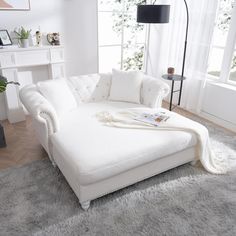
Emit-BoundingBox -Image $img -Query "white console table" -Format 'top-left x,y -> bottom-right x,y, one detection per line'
0,46 -> 65,123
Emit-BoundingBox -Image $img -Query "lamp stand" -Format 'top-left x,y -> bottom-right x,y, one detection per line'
178,0 -> 189,105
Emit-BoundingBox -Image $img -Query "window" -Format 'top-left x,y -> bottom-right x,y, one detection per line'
98,0 -> 147,72
229,48 -> 236,82
208,0 -> 236,84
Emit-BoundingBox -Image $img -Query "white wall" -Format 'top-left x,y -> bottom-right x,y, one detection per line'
64,0 -> 98,76
0,0 -> 98,120
0,0 -> 65,45
201,81 -> 236,131
0,0 -> 65,120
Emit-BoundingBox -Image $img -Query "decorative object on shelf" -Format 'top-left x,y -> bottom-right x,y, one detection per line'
36,30 -> 42,47
0,29 -> 12,46
162,74 -> 186,111
0,0 -> 30,11
137,0 -> 189,107
14,26 -> 31,48
47,33 -> 60,46
167,67 -> 175,75
0,75 -> 20,147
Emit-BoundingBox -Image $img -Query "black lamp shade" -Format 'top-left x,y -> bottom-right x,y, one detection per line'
137,5 -> 170,24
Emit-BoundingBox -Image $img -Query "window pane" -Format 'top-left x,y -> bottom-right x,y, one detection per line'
98,12 -> 122,45
229,51 -> 236,82
217,0 -> 234,33
98,0 -> 122,12
123,13 -> 146,45
98,0 -> 147,73
208,48 -> 225,77
218,0 -> 235,12
211,27 -> 228,47
99,46 -> 121,72
124,0 -> 147,13
208,0 -> 234,78
123,44 -> 145,71
211,1 -> 234,47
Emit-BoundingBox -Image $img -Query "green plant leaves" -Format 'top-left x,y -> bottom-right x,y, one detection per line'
0,76 -> 20,93
0,86 -> 6,93
0,79 -> 7,93
14,26 -> 32,39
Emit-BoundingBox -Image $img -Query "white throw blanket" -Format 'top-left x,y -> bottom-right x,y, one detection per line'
96,108 -> 228,174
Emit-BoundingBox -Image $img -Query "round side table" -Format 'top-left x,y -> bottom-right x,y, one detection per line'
162,74 -> 186,111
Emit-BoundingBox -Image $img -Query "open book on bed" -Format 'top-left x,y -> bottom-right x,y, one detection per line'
134,112 -> 170,126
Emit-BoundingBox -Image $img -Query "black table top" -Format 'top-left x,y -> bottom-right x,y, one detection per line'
162,74 -> 186,81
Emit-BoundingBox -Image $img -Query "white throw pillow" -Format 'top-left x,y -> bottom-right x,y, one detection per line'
37,79 -> 77,117
109,69 -> 143,104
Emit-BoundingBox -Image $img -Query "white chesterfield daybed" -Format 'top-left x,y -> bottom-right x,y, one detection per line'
20,71 -> 199,210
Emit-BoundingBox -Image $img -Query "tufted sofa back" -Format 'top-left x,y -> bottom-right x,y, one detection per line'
67,73 -> 169,108
67,73 -> 112,104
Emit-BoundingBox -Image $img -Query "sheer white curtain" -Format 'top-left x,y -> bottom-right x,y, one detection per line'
146,0 -> 218,113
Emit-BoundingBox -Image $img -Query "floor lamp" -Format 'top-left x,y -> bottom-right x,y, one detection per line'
137,1 -> 189,108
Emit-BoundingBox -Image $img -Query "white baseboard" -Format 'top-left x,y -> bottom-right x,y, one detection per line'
163,100 -> 236,133
199,111 -> 236,133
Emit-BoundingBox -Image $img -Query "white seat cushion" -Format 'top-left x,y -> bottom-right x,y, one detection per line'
50,102 -> 197,185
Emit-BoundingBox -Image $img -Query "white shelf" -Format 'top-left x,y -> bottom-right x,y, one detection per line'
0,45 -> 64,53
0,46 -> 65,123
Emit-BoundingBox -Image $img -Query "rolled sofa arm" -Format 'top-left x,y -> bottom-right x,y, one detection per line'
19,84 -> 59,134
141,75 -> 170,108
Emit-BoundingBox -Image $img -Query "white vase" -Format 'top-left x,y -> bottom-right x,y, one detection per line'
21,39 -> 29,48
36,31 -> 42,47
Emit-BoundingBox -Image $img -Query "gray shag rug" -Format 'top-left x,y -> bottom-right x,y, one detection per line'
0,161 -> 236,236
0,115 -> 236,236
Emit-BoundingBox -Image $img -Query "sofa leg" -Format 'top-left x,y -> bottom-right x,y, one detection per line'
80,201 -> 90,211
191,160 -> 198,166
51,160 -> 57,168
49,154 -> 57,167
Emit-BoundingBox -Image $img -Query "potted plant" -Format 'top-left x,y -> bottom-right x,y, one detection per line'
0,75 -> 20,148
14,27 -> 32,48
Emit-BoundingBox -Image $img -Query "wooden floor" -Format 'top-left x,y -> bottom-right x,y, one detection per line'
0,117 -> 48,170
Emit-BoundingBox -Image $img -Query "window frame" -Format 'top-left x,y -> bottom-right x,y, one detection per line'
97,0 -> 148,72
208,0 -> 236,85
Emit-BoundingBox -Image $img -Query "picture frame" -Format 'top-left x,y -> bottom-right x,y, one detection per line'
0,30 -> 12,46
0,0 -> 30,11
